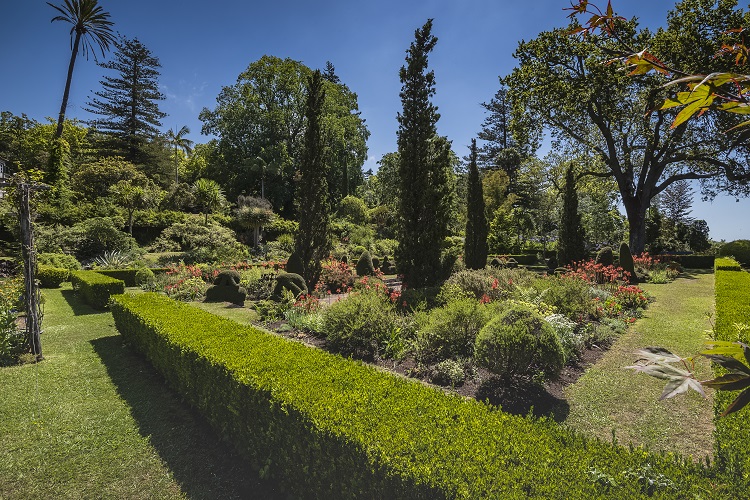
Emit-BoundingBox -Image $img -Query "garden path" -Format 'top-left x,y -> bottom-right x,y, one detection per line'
563,271 -> 716,460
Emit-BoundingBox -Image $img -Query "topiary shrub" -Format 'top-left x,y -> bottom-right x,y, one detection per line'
205,270 -> 247,306
619,242 -> 636,283
322,289 -> 398,360
285,250 -> 305,276
475,304 -> 564,382
273,272 -> 307,299
595,247 -> 614,267
417,298 -> 493,362
135,268 -> 156,289
37,265 -> 69,288
719,239 -> 750,267
372,256 -> 380,270
356,250 -> 375,277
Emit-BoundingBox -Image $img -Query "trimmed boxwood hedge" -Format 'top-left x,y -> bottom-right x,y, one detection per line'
94,268 -> 170,286
110,292 -> 720,498
70,270 -> 125,309
37,265 -> 69,288
655,254 -> 715,269
715,257 -> 742,271
713,261 -> 750,488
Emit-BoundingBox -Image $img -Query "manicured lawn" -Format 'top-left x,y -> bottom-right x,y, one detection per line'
564,270 -> 716,460
0,284 -> 277,499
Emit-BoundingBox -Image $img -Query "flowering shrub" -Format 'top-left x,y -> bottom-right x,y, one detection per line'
633,252 -> 661,271
318,259 -> 354,293
565,259 -> 628,290
612,285 -> 650,310
165,276 -> 209,301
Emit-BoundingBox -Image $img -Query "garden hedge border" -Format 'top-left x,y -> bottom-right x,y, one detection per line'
713,260 -> 750,487
110,292 -> 719,499
37,265 -> 69,288
94,268 -> 170,286
70,270 -> 125,309
655,254 -> 715,269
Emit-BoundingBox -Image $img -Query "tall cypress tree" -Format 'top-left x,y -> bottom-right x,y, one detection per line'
557,164 -> 586,266
294,70 -> 330,288
396,19 -> 452,287
85,36 -> 166,163
464,139 -> 488,269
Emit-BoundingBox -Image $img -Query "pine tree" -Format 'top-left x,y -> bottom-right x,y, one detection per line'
85,36 -> 166,163
557,164 -> 586,266
294,70 -> 330,288
395,19 -> 452,287
464,139 -> 488,270
477,85 -> 514,169
323,61 -> 340,84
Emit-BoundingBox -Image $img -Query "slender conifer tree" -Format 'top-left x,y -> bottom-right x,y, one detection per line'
464,139 -> 488,269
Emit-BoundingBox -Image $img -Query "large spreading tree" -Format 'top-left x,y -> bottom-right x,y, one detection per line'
85,36 -> 166,164
506,0 -> 750,254
199,56 -> 369,217
396,19 -> 454,287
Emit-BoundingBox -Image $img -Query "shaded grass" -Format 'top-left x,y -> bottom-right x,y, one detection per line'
0,284 -> 278,499
564,270 -> 716,460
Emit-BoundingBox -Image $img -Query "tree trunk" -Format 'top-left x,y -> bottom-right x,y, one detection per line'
55,33 -> 82,139
18,184 -> 42,360
623,196 -> 648,255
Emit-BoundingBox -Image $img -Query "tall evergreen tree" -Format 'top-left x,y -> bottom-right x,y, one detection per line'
557,164 -> 586,266
464,138 -> 488,270
294,70 -> 330,288
395,19 -> 453,287
323,61 -> 340,84
85,36 -> 166,163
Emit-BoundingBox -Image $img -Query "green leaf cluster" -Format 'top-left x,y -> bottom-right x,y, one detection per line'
69,270 -> 125,309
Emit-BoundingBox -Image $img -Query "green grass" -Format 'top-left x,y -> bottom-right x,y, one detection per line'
564,271 -> 716,460
0,284 -> 278,498
188,300 -> 260,324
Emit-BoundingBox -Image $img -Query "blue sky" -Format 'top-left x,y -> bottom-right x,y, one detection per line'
1,0 -> 748,241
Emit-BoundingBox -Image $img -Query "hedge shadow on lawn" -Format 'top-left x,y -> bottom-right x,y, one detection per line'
61,289 -> 103,316
475,377 -> 570,423
90,334 -> 282,499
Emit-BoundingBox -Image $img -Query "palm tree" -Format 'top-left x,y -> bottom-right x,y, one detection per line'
235,195 -> 275,247
49,0 -> 116,139
166,125 -> 194,184
193,178 -> 225,225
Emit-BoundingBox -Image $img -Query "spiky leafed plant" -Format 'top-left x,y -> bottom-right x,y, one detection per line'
167,125 -> 194,184
48,0 -> 116,139
192,178 -> 225,225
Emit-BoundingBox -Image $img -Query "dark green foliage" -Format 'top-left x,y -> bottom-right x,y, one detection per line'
285,250 -> 304,276
109,292 -> 717,498
372,256 -> 380,270
595,247 -> 614,267
94,269 -> 140,286
134,267 -> 155,287
396,20 -> 453,288
37,265 -> 69,288
381,256 -> 395,274
719,240 -> 750,267
417,298 -> 493,362
85,36 -> 166,163
489,257 -> 502,268
713,265 -> 750,489
464,139 -> 489,270
475,304 -> 564,381
655,254 -> 714,269
205,270 -> 247,306
70,270 -> 125,309
294,70 -> 331,288
38,252 -> 81,270
619,242 -> 636,283
505,258 -> 518,269
322,290 -> 398,360
152,219 -> 247,264
557,165 -> 586,266
356,250 -> 375,277
272,272 -> 307,299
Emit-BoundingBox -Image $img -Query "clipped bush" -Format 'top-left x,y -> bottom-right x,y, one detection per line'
205,270 -> 247,306
286,250 -> 305,276
715,257 -> 742,271
94,268 -> 140,286
135,268 -> 156,288
70,270 -> 125,309
430,359 -> 466,387
475,304 -> 564,381
322,289 -> 398,360
718,239 -> 750,267
37,252 -> 81,271
417,298 -> 493,361
109,293 -> 716,498
619,242 -> 636,283
356,250 -> 375,277
595,247 -> 614,267
273,272 -> 307,299
37,265 -> 69,288
372,256 -> 381,270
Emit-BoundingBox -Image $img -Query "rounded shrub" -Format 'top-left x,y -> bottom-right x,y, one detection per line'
135,268 -> 156,287
37,265 -> 69,288
595,247 -> 614,267
417,298 -> 493,361
286,251 -> 305,276
475,304 -> 564,381
371,256 -> 380,270
38,252 -> 81,271
719,239 -> 750,267
214,270 -> 241,286
619,242 -> 636,283
322,289 -> 397,360
430,359 -> 466,387
273,272 -> 307,299
356,250 -> 375,277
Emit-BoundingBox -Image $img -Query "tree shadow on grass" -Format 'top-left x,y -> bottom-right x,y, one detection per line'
90,335 -> 282,499
61,289 -> 103,316
476,377 -> 570,423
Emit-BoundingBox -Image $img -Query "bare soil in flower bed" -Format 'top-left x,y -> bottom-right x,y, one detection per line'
260,318 -> 611,423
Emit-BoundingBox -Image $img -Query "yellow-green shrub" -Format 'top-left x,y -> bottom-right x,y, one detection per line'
70,270 -> 125,309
